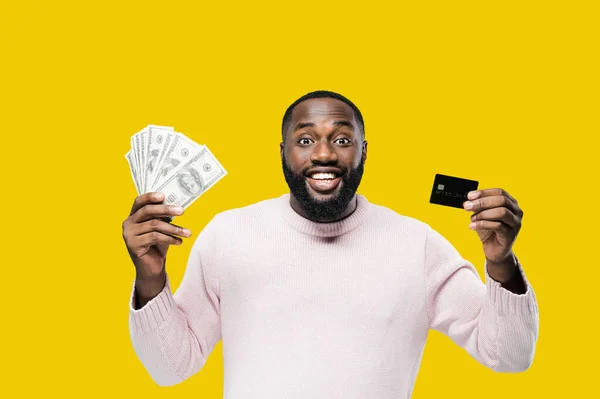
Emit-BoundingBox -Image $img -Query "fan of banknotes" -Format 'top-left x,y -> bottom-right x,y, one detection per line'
125,124 -> 227,211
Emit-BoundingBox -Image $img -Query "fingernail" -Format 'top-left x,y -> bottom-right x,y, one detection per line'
470,214 -> 476,221
182,229 -> 191,236
464,201 -> 473,210
468,191 -> 479,200
172,206 -> 184,214
153,192 -> 164,200
469,222 -> 476,229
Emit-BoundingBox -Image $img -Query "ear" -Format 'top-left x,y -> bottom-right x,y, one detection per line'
362,140 -> 368,164
280,141 -> 284,160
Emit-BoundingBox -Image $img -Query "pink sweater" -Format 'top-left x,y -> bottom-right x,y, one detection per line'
128,193 -> 539,398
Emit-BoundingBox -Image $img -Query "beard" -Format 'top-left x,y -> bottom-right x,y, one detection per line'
282,154 -> 365,221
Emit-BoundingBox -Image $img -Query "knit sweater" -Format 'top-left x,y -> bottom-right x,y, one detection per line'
128,193 -> 539,398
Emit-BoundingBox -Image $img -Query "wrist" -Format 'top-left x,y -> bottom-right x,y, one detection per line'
486,252 -> 518,284
134,272 -> 166,302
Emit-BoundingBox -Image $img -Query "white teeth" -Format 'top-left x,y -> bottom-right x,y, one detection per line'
311,172 -> 336,180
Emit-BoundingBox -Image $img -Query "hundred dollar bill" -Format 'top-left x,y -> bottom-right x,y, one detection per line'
155,145 -> 227,210
151,132 -> 201,190
139,129 -> 148,192
138,135 -> 146,190
145,125 -> 174,190
147,130 -> 175,190
132,127 -> 147,192
129,136 -> 140,189
125,149 -> 141,195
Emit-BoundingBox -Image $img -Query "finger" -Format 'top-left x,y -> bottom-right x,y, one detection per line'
137,231 -> 183,248
130,192 -> 165,216
469,219 -> 511,234
134,219 -> 192,238
464,194 -> 521,216
469,188 -> 519,205
133,204 -> 185,223
470,207 -> 520,229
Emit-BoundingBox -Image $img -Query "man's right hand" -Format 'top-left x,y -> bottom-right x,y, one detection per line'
122,192 -> 192,308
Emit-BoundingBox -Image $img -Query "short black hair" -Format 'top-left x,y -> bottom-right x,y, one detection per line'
281,90 -> 365,141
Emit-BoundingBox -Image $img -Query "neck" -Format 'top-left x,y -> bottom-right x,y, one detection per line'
288,193 -> 358,223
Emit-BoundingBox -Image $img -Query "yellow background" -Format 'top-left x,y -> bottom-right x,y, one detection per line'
1,0 -> 597,397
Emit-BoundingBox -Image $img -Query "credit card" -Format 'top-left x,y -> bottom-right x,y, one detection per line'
429,174 -> 479,209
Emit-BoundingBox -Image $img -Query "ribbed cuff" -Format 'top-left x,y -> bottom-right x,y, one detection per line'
129,274 -> 177,334
485,257 -> 538,316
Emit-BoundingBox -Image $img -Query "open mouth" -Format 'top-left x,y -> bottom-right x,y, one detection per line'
306,171 -> 343,194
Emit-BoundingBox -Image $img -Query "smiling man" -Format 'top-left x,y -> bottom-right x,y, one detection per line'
123,90 -> 539,398
281,94 -> 366,223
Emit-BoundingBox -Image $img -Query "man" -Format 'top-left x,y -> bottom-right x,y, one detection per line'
122,90 -> 539,398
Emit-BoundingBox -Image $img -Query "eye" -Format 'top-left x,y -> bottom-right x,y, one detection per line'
334,138 -> 351,145
298,138 -> 313,145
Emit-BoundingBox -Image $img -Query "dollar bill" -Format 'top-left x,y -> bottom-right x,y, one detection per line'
155,145 -> 227,210
145,125 -> 174,191
125,149 -> 141,195
132,127 -> 147,192
129,136 -> 140,190
139,129 -> 148,192
147,130 -> 175,190
138,135 -> 145,189
151,132 -> 201,190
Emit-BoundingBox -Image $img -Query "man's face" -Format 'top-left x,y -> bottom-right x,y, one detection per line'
280,97 -> 367,221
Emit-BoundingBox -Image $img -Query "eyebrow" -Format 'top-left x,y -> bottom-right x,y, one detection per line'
293,120 -> 355,132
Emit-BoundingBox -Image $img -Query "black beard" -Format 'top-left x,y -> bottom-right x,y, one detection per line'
282,154 -> 365,222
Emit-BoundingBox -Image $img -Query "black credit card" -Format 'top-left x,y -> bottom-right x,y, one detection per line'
429,174 -> 479,209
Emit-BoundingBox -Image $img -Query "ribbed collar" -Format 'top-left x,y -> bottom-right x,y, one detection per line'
278,193 -> 371,238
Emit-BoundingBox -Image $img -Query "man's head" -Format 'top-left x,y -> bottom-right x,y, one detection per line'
177,168 -> 203,195
280,90 -> 368,222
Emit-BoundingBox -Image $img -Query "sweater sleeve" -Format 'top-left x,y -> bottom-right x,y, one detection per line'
128,216 -> 222,386
424,224 -> 539,372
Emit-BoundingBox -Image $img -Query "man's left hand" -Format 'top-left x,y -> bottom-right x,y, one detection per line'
463,188 -> 524,264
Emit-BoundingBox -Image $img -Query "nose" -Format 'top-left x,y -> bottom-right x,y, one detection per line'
310,140 -> 338,165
